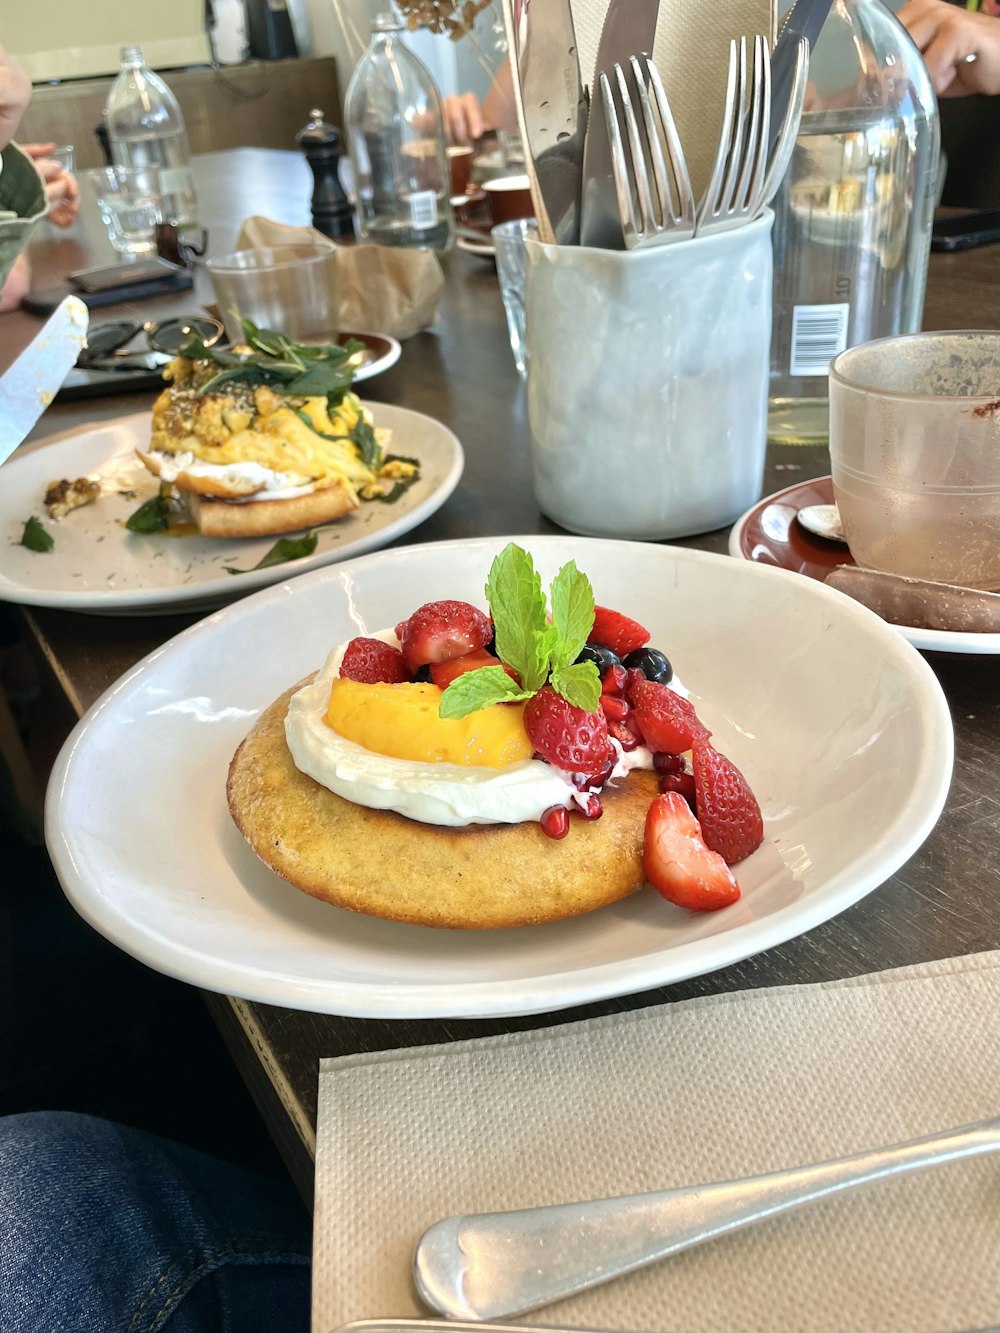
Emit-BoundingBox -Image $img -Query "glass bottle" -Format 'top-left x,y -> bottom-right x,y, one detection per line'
767,0 -> 939,443
104,46 -> 198,227
344,13 -> 452,251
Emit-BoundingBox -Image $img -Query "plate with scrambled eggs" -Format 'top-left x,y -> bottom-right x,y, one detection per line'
0,403 -> 463,615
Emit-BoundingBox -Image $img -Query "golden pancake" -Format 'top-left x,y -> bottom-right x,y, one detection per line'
227,683 -> 657,929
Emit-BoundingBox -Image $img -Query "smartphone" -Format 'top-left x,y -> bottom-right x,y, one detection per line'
22,268 -> 194,316
69,256 -> 183,292
930,208 -> 1000,252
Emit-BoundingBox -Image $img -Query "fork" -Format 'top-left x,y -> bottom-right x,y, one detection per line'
600,54 -> 696,250
696,34 -> 771,236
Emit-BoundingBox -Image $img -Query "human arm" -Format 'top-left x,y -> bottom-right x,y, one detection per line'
897,0 -> 1000,96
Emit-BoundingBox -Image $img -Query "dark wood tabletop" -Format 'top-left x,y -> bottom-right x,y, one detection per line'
4,150 -> 998,1202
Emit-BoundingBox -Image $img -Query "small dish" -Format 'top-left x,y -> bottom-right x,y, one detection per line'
729,476 -> 1000,655
455,235 -> 496,260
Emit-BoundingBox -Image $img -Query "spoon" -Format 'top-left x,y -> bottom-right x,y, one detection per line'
796,502 -> 846,543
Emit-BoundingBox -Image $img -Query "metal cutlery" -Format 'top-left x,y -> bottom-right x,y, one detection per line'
0,296 -> 89,466
413,1115 -> 1000,1320
512,0 -> 588,246
696,34 -> 771,236
601,56 -> 695,250
760,35 -> 809,209
768,0 -> 834,164
580,0 -> 662,249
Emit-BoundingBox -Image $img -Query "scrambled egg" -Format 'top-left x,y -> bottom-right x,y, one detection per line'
149,355 -> 414,501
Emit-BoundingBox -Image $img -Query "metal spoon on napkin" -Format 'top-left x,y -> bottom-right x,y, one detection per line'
413,1116 -> 1000,1320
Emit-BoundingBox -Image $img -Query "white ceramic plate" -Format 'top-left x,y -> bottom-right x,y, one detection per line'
45,536 -> 953,1019
456,235 -> 495,260
728,480 -> 1000,655
0,407 -> 463,615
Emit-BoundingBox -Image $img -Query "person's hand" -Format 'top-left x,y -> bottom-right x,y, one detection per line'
20,143 -> 80,227
898,0 -> 1000,97
0,44 -> 31,151
442,92 -> 484,146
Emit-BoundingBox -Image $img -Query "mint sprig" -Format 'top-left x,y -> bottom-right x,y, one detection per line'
439,544 -> 601,719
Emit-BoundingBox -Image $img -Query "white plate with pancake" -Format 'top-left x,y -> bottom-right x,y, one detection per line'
45,535 -> 953,1019
0,406 -> 463,615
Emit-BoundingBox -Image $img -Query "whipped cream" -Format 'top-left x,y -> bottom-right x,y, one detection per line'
147,451 -> 315,502
284,631 -> 681,828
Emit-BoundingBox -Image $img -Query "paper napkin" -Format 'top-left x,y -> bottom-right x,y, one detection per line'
312,951 -> 999,1333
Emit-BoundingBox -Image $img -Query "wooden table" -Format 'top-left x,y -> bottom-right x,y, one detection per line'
4,150 -> 998,1203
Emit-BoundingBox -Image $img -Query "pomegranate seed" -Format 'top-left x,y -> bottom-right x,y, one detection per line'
569,747 -> 616,790
601,665 -> 628,696
607,719 -> 639,751
653,752 -> 685,774
578,793 -> 603,820
624,667 -> 646,702
600,694 -> 630,722
540,805 -> 570,839
624,712 -> 645,743
658,770 -> 697,810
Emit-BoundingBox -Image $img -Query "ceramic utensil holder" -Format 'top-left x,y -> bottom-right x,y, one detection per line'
525,212 -> 773,540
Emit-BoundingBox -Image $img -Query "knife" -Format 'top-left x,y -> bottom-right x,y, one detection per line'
513,0 -> 588,245
579,0 -> 662,249
0,296 -> 89,466
768,0 -> 834,161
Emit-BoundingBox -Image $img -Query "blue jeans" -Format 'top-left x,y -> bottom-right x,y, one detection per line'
0,1112 -> 311,1333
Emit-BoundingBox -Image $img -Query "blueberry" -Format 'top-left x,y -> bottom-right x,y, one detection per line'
413,664 -> 433,683
575,643 -> 621,675
622,646 -> 673,684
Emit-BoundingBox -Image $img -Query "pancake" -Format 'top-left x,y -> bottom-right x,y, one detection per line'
227,683 -> 657,929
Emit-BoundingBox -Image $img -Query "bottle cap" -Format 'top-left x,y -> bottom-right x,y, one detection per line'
120,46 -> 144,66
372,12 -> 403,32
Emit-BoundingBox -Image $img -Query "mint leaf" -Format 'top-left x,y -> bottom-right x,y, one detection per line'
20,516 -> 53,552
548,560 -> 596,670
125,495 -> 169,533
224,530 -> 319,575
438,665 -> 534,719
484,544 -> 549,692
549,661 -> 601,712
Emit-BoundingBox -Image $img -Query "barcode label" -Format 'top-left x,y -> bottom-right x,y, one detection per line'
409,190 -> 438,230
789,303 -> 850,377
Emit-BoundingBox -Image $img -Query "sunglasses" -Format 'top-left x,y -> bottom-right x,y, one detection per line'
78,316 -> 226,369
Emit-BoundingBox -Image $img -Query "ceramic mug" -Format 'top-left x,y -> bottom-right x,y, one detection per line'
482,174 -> 534,226
524,212 -> 773,540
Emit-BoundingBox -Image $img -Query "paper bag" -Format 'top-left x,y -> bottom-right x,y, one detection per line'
232,216 -> 444,340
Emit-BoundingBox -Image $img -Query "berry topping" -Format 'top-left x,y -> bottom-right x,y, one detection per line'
524,686 -> 611,774
631,680 -> 711,753
601,664 -> 628,696
401,600 -> 493,671
589,606 -> 650,658
622,646 -> 673,685
339,637 -> 411,684
540,806 -> 570,840
429,649 -> 510,689
642,793 -> 740,912
575,643 -> 621,676
691,741 -> 764,865
394,618 -> 410,642
658,769 -> 697,810
607,719 -> 639,751
599,694 -> 630,722
577,792 -> 603,820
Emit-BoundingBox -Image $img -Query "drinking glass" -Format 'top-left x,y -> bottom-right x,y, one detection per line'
205,242 -> 339,344
491,218 -> 537,379
86,166 -> 161,255
829,330 -> 1000,589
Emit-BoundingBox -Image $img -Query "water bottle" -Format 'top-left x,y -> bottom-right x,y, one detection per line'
104,46 -> 198,227
767,0 -> 939,443
344,13 -> 451,251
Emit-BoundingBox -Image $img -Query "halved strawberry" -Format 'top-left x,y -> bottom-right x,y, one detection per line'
400,600 -> 492,671
589,606 -> 650,657
394,618 -> 410,642
429,649 -> 515,689
691,741 -> 764,864
524,685 -> 612,774
642,793 -> 740,911
339,637 -> 411,684
631,680 -> 711,753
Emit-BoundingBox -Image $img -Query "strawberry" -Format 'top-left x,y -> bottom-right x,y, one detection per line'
631,680 -> 710,753
339,637 -> 411,684
430,649 -> 513,689
394,618 -> 410,642
400,600 -> 492,671
691,741 -> 764,865
643,793 -> 740,911
589,606 -> 650,657
524,686 -> 612,774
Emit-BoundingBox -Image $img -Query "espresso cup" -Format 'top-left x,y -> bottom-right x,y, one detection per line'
447,145 -> 474,198
482,174 -> 534,226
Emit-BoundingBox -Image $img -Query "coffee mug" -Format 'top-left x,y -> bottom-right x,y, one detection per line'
482,174 -> 534,226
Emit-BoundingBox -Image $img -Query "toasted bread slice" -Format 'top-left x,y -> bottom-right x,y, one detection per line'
188,483 -> 357,538
227,683 -> 656,929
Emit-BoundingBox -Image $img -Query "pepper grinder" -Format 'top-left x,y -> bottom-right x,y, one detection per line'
296,109 -> 355,239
